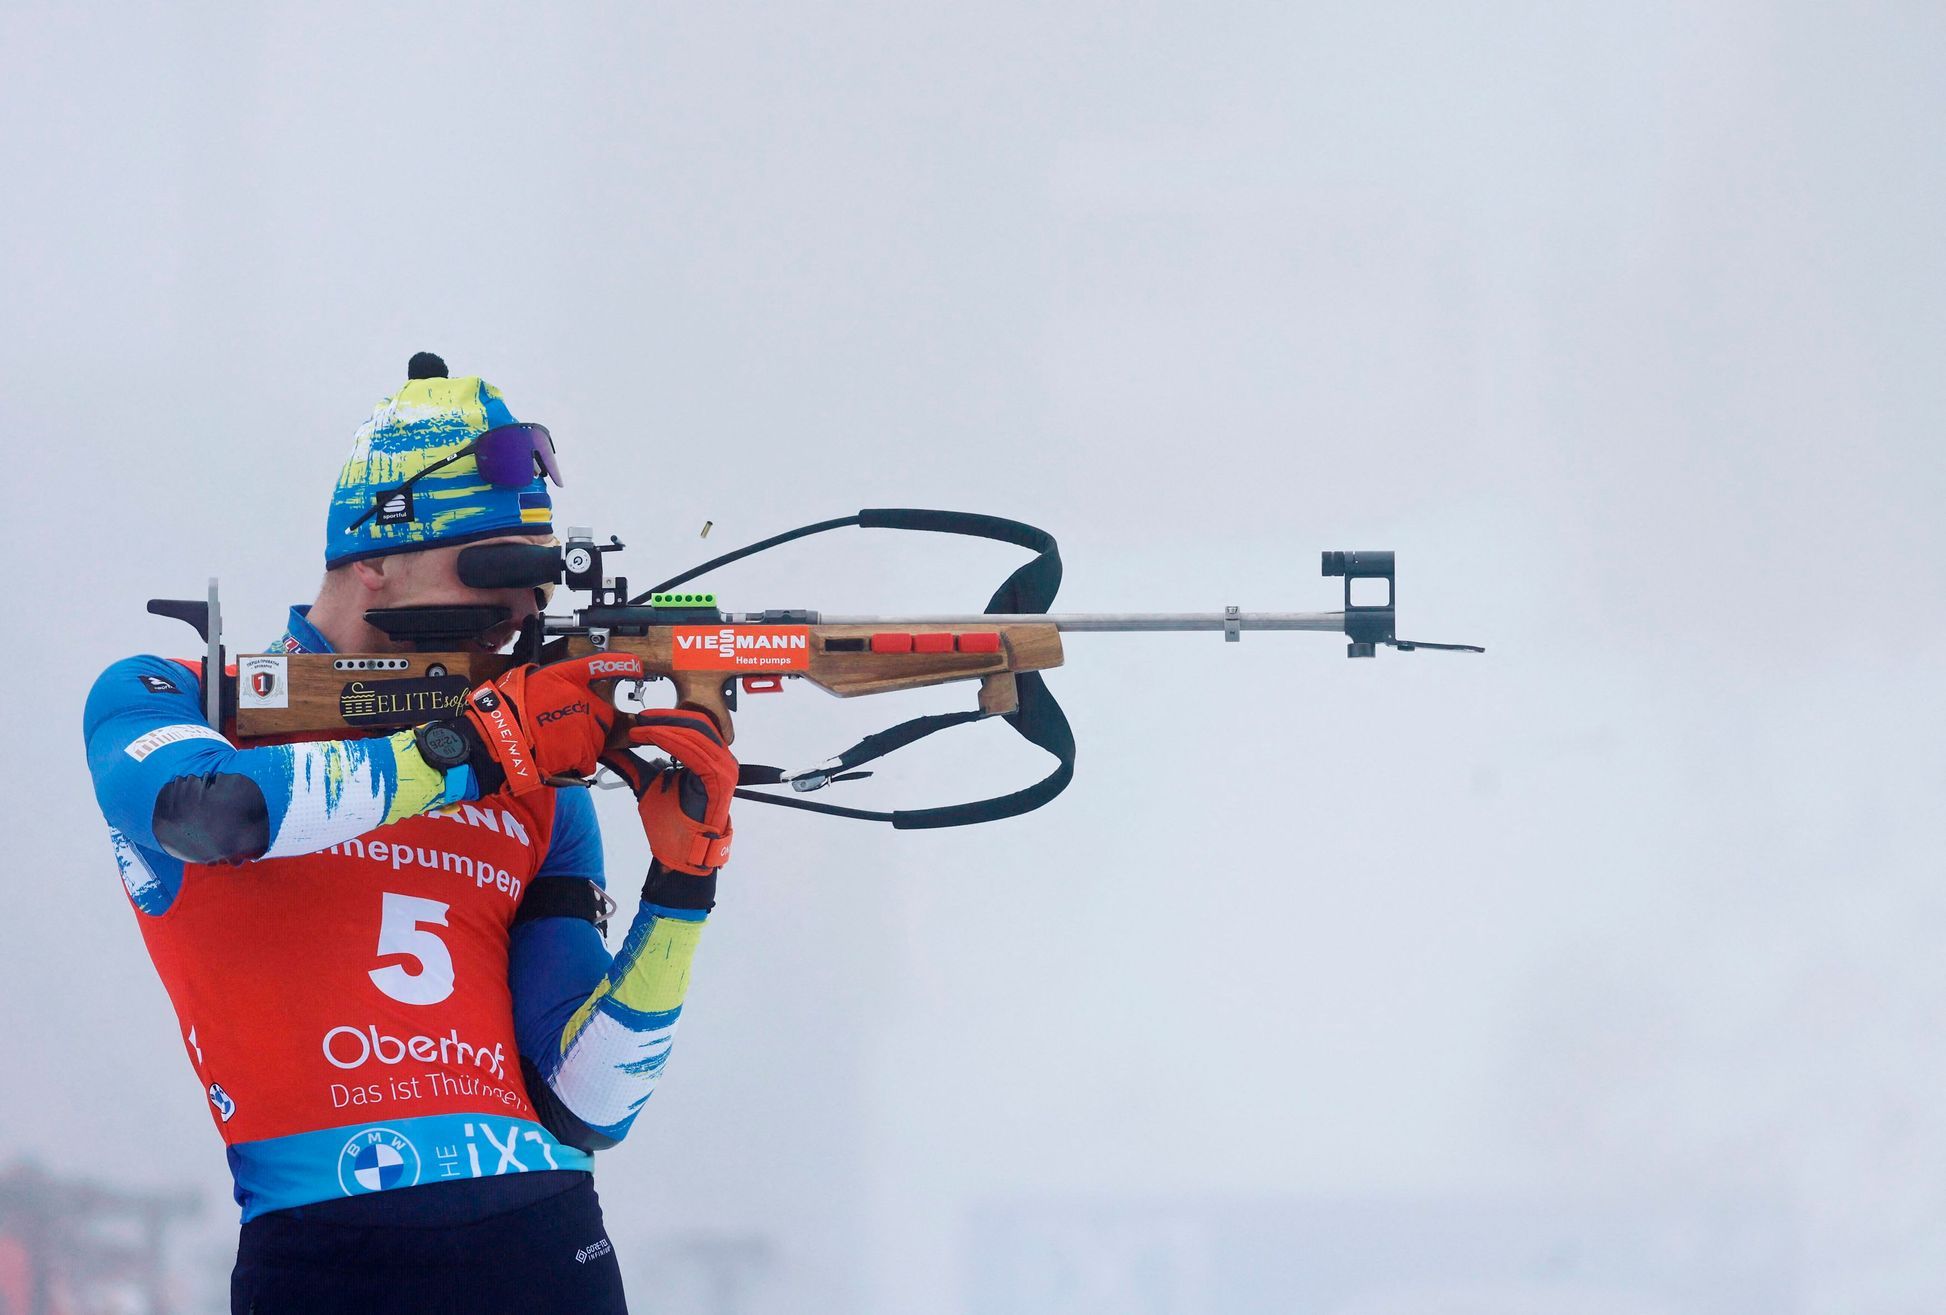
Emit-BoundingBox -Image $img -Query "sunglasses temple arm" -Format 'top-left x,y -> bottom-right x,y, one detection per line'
342,445 -> 477,534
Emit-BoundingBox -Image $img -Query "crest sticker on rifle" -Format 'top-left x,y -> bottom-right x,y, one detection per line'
671,626 -> 812,672
238,656 -> 290,709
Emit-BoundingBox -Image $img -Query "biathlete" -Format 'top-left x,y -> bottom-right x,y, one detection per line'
82,354 -> 733,1313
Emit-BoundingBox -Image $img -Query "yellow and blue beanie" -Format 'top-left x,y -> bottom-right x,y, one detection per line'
325,353 -> 554,566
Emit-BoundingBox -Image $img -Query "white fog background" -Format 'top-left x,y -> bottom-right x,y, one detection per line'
3,3 -> 1943,1312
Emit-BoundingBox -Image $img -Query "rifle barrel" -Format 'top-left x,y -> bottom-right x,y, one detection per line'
745,611 -> 1349,633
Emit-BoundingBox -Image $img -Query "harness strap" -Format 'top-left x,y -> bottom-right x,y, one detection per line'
513,876 -> 615,933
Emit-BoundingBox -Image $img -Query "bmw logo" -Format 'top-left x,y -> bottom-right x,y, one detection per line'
337,1127 -> 422,1196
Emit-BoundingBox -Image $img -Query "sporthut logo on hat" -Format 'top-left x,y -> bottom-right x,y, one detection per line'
324,353 -> 562,566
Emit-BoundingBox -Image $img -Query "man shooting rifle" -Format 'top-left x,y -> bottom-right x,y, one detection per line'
82,354 -> 728,1313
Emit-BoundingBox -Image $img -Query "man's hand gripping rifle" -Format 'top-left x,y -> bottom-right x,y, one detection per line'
149,509 -> 1482,829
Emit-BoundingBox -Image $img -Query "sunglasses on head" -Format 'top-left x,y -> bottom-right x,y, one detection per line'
345,422 -> 563,533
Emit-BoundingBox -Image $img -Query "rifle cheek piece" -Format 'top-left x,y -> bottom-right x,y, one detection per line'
363,605 -> 514,650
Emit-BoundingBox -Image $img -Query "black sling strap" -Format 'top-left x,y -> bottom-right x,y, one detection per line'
640,509 -> 1076,830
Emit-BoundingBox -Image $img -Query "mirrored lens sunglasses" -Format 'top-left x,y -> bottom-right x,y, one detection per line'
345,423 -> 562,534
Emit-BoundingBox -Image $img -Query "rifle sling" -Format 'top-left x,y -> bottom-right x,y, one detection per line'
652,508 -> 1077,829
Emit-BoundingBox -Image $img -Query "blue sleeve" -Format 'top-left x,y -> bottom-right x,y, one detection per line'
510,787 -> 610,1064
534,785 -> 604,888
509,790 -> 712,1148
510,919 -> 613,1064
83,656 -> 446,867
84,656 -> 236,851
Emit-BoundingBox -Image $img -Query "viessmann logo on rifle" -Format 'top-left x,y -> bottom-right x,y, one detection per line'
671,626 -> 811,672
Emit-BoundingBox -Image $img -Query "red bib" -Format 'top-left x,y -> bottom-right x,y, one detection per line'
139,791 -> 559,1145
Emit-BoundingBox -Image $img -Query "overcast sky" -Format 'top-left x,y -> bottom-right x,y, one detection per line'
4,3 -> 1943,1312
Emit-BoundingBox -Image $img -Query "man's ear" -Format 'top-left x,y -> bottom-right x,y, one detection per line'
348,555 -> 394,595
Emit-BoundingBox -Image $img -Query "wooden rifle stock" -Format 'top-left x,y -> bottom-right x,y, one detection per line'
223,623 -> 1063,743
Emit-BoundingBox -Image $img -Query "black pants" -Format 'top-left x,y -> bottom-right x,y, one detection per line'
231,1174 -> 625,1314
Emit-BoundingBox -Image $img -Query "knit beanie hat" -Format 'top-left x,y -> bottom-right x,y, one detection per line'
324,353 -> 555,565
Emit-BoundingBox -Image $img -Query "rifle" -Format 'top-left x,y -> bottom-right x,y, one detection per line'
148,509 -> 1481,829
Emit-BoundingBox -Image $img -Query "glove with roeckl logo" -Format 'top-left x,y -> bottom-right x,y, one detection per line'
459,654 -> 647,795
600,708 -> 737,877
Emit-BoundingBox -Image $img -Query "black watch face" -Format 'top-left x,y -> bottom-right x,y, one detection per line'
422,723 -> 468,767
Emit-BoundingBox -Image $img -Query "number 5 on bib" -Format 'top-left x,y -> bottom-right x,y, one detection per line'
369,892 -> 455,1005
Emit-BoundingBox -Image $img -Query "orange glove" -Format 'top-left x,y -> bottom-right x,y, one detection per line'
460,654 -> 646,795
601,708 -> 737,875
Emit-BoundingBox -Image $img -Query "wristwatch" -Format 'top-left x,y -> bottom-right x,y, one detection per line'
414,718 -> 481,806
414,718 -> 475,771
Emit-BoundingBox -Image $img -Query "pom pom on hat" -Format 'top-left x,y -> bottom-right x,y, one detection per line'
407,352 -> 448,380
